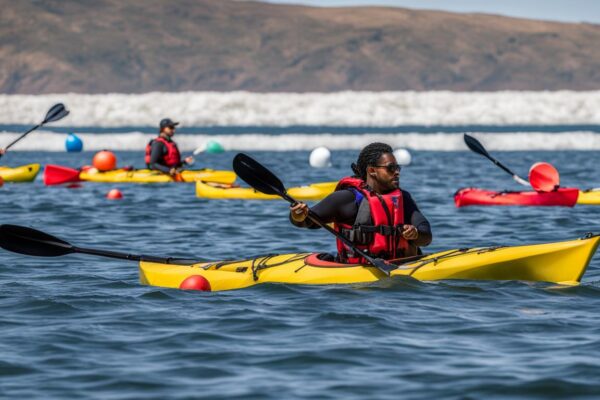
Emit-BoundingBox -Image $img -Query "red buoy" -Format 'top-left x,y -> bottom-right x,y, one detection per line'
106,188 -> 123,199
529,162 -> 560,192
179,275 -> 212,291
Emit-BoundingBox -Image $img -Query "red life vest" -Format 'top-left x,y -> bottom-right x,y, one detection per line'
334,176 -> 410,264
144,137 -> 182,168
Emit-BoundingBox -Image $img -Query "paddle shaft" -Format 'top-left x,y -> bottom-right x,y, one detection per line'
482,153 -> 514,176
231,153 -> 397,274
72,245 -> 195,264
5,124 -> 40,151
284,191 -> 388,268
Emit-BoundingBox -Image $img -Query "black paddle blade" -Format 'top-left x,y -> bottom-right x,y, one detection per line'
0,224 -> 74,257
232,153 -> 286,196
43,103 -> 69,124
464,134 -> 490,158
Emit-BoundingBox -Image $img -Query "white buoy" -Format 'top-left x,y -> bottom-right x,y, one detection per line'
393,148 -> 412,166
309,147 -> 332,168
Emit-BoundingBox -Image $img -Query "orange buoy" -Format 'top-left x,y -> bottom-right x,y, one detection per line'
92,150 -> 117,171
106,188 -> 123,200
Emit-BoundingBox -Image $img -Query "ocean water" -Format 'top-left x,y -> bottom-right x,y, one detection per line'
1,143 -> 600,399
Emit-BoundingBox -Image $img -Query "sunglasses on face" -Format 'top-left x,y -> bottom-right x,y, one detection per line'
373,163 -> 401,173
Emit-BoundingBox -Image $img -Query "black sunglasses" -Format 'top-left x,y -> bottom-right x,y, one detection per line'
373,163 -> 401,173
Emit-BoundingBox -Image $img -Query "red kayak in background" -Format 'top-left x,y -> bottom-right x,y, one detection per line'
454,187 -> 579,207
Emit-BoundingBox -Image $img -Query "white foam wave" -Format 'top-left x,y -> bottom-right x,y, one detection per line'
1,131 -> 599,151
1,91 -> 600,127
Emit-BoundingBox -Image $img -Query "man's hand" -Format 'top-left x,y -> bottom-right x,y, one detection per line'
290,202 -> 309,222
401,224 -> 418,240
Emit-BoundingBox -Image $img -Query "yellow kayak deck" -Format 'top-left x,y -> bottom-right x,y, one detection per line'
140,235 -> 600,292
196,181 -> 336,200
0,164 -> 40,182
79,168 -> 236,184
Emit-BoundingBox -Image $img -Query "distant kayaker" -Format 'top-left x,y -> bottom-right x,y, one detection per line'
290,142 -> 432,263
145,118 -> 193,176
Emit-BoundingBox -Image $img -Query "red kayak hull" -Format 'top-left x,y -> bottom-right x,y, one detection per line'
454,187 -> 579,207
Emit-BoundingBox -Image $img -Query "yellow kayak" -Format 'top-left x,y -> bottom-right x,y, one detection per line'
578,189 -> 600,205
139,234 -> 600,292
0,164 -> 40,182
196,181 -> 336,200
79,168 -> 236,184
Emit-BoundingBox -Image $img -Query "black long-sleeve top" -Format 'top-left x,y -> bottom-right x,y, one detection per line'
290,188 -> 432,248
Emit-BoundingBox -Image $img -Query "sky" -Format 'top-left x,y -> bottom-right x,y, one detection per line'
263,0 -> 600,24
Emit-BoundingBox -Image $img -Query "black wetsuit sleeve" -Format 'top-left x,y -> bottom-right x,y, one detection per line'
289,189 -> 358,229
148,141 -> 171,173
402,190 -> 433,247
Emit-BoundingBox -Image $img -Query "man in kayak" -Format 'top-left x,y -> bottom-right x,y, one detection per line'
290,142 -> 432,263
145,118 -> 194,176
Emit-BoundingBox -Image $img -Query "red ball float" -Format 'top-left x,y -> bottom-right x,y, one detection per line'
106,188 -> 123,199
529,162 -> 560,192
179,275 -> 212,291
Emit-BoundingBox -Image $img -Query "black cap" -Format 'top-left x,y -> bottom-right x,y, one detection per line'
159,118 -> 179,130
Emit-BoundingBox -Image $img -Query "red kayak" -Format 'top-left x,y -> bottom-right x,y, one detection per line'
454,187 -> 579,207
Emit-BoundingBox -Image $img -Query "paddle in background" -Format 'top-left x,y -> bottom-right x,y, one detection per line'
232,152 -> 398,276
464,134 -> 563,192
463,134 -> 530,187
0,103 -> 69,159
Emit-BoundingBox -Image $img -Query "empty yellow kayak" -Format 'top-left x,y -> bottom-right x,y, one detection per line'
196,181 -> 336,200
0,164 -> 40,182
139,234 -> 600,292
79,168 -> 236,184
577,190 -> 600,205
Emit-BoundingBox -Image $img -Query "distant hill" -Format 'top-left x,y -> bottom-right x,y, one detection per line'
1,0 -> 599,93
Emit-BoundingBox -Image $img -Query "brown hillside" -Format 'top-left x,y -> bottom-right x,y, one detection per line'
1,0 -> 599,93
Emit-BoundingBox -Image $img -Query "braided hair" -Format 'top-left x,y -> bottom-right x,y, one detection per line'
351,142 -> 393,180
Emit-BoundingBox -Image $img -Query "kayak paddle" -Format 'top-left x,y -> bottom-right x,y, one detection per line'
232,153 -> 397,276
463,134 -> 529,187
0,224 -> 198,265
0,103 -> 70,159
